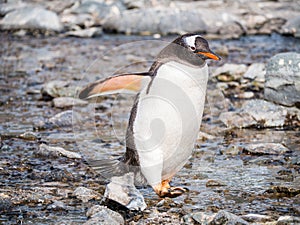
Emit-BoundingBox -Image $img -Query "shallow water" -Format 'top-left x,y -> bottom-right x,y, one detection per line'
0,33 -> 299,224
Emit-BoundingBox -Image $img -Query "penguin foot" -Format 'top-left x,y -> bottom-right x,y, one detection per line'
153,180 -> 188,198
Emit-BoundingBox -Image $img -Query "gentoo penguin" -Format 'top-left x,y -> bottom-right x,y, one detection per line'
79,33 -> 220,198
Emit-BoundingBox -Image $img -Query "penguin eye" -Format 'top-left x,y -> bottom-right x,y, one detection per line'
190,46 -> 196,51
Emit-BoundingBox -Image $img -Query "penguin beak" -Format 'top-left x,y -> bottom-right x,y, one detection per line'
197,51 -> 221,61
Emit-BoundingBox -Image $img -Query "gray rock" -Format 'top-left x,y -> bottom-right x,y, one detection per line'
65,27 -> 102,37
40,110 -> 73,128
19,131 -> 40,140
0,2 -> 28,16
243,143 -> 290,155
37,143 -> 82,159
73,187 -> 101,203
103,8 -> 207,35
282,16 -> 300,38
241,214 -> 272,223
104,172 -> 147,211
243,63 -> 266,82
190,210 -> 249,225
53,97 -> 88,108
41,80 -> 75,99
219,99 -> 296,128
206,179 -> 227,187
212,63 -> 248,82
0,7 -> 62,32
211,210 -> 249,225
277,215 -> 300,225
264,52 -> 300,107
85,205 -> 124,225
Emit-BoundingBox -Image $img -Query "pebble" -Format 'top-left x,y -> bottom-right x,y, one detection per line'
277,215 -> 300,225
37,143 -> 82,159
65,27 -> 103,38
104,172 -> 147,211
212,63 -> 248,81
53,97 -> 88,108
241,213 -> 272,223
84,205 -> 125,225
243,143 -> 290,155
73,187 -> 101,203
206,179 -> 227,187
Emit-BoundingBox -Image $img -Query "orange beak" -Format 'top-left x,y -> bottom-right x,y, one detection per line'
197,51 -> 221,61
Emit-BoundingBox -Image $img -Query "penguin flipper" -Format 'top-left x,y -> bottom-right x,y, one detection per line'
79,72 -> 152,99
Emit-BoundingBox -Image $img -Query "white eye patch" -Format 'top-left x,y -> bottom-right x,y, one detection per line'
184,35 -> 202,48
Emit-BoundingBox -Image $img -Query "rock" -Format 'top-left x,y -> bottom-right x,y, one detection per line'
65,27 -> 102,37
0,7 -> 62,32
264,52 -> 300,107
277,215 -> 300,225
61,13 -> 95,28
103,8 -> 207,35
0,2 -> 28,16
104,172 -> 147,211
73,187 -> 101,203
243,143 -> 290,155
241,214 -> 272,223
189,210 -> 249,225
211,210 -> 249,225
282,16 -> 300,38
206,179 -> 227,187
46,200 -> 68,211
36,110 -> 73,129
41,80 -> 75,100
53,97 -> 88,108
212,64 -> 248,82
19,131 -> 40,140
37,143 -> 82,159
219,100 -> 296,128
85,205 -> 124,225
243,63 -> 266,82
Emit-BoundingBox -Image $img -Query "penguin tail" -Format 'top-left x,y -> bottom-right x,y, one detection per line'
78,72 -> 152,99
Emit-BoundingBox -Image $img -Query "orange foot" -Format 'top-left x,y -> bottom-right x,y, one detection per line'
153,180 -> 188,198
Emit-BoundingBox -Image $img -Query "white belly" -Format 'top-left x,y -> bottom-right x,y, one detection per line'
133,61 -> 208,186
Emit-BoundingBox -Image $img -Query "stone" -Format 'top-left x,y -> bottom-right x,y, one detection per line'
104,172 -> 147,211
103,8 -> 207,35
211,210 -> 249,225
41,80 -> 74,99
73,187 -> 101,203
282,16 -> 300,38
264,52 -> 300,107
85,205 -> 124,225
243,63 -> 266,82
53,97 -> 88,108
243,143 -> 290,155
37,143 -> 82,159
0,2 -> 28,16
65,27 -> 103,38
206,179 -> 227,187
219,100 -> 295,129
212,63 -> 248,82
241,214 -> 272,223
0,7 -> 62,32
19,131 -> 40,140
277,215 -> 300,225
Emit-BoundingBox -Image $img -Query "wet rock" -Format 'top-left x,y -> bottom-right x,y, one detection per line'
189,210 -> 249,225
243,63 -> 266,82
73,187 -> 101,203
264,52 -> 300,107
0,7 -> 62,32
103,8 -> 207,35
104,172 -> 146,211
65,27 -> 102,37
277,215 -> 300,225
282,16 -> 300,38
212,64 -> 248,82
206,179 -> 227,187
219,100 -> 293,128
37,143 -> 82,159
85,205 -> 124,225
41,80 -> 71,100
241,214 -> 272,223
19,131 -> 40,140
243,143 -> 290,155
53,97 -> 88,108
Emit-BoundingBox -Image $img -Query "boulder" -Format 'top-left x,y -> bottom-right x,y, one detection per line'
264,52 -> 300,107
0,7 -> 62,32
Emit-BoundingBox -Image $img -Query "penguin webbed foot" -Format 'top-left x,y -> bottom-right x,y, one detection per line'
161,186 -> 189,198
154,180 -> 188,198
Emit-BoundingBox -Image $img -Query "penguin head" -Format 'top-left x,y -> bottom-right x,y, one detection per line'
175,33 -> 221,61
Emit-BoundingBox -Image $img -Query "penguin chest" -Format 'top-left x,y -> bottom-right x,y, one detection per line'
133,61 -> 208,183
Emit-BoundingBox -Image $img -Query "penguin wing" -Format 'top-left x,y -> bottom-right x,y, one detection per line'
79,72 -> 152,99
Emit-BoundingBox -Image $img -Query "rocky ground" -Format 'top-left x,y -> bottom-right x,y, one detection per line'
0,0 -> 300,38
0,0 -> 300,224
